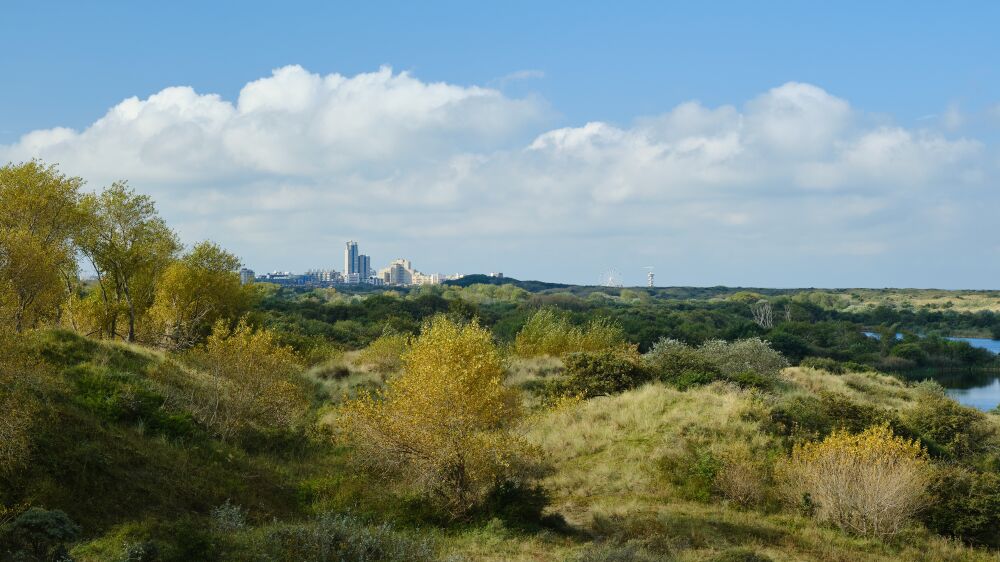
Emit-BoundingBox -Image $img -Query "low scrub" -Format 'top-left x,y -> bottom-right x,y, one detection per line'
548,349 -> 649,399
643,337 -> 787,391
778,424 -> 929,539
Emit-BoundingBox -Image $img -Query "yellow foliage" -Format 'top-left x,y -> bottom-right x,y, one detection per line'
513,308 -> 628,357
779,424 -> 929,539
355,330 -> 410,374
338,315 -> 537,518
185,319 -> 308,441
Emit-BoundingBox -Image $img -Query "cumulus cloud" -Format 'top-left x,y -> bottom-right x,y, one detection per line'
1,67 -> 994,287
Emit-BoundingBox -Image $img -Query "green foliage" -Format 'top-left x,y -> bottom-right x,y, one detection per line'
643,337 -> 787,391
355,330 -> 409,374
2,508 -> 80,562
247,512 -> 435,562
551,350 -> 649,399
0,161 -> 87,332
149,241 -> 250,349
513,308 -> 628,357
901,383 -> 995,459
768,391 -> 893,440
922,466 -> 1000,547
77,181 -> 181,342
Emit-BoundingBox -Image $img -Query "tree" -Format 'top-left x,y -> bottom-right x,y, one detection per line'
338,316 -> 537,518
750,299 -> 774,330
0,161 -> 86,331
78,182 -> 180,341
149,241 -> 248,349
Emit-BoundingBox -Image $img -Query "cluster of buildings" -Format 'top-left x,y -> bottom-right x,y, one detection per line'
239,240 -> 466,288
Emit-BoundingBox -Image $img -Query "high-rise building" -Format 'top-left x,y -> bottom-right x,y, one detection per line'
344,240 -> 359,275
239,268 -> 255,285
358,254 -> 371,279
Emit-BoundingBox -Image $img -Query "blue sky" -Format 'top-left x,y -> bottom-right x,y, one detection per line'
2,2 -> 999,287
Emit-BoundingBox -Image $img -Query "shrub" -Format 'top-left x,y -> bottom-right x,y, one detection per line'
714,443 -> 774,509
768,391 -> 893,440
643,337 -> 787,390
185,319 -> 309,442
779,424 -> 929,539
642,338 -> 720,384
355,330 -> 409,374
698,338 -> 788,380
552,349 -> 650,399
921,466 -> 1000,547
338,316 -> 540,519
798,356 -> 845,374
901,383 -> 994,459
3,508 -> 81,562
890,343 -> 929,365
256,512 -> 435,562
513,309 -> 627,357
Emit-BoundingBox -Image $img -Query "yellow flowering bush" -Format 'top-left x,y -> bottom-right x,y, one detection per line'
338,316 -> 538,518
780,424 -> 929,539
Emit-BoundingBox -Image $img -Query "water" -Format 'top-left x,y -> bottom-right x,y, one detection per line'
947,337 -> 1000,355
861,332 -> 1000,410
942,337 -> 1000,411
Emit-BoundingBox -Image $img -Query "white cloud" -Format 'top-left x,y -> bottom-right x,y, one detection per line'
1,69 -> 995,287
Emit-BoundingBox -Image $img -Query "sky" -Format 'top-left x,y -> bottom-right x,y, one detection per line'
2,1 -> 999,288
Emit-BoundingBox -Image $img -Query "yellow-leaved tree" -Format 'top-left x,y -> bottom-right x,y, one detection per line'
149,241 -> 250,350
0,161 -> 87,332
338,315 -> 538,518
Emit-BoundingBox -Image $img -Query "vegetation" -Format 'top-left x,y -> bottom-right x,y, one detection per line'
3,160 -> 1000,560
337,317 -> 537,519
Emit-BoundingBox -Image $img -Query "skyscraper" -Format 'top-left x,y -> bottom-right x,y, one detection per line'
345,240 -> 359,275
358,254 -> 371,279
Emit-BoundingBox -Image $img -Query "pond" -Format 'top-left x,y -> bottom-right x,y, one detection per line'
943,337 -> 1000,411
861,332 -> 1000,411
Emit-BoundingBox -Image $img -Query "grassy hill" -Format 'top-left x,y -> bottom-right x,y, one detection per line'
4,329 -> 1000,561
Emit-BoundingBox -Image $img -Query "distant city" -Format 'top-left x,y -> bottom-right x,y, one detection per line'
240,240 -> 503,288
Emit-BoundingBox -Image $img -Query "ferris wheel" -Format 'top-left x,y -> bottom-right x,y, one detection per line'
598,268 -> 624,288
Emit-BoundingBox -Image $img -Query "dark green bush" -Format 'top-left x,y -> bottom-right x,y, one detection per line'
670,370 -> 719,391
552,351 -> 649,398
253,513 -> 434,562
922,466 -> 1000,547
890,343 -> 929,365
768,391 -> 892,440
798,356 -> 845,374
2,508 -> 80,562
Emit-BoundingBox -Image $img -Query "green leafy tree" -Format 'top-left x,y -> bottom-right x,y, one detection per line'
0,161 -> 86,331
78,181 -> 180,341
149,241 -> 249,349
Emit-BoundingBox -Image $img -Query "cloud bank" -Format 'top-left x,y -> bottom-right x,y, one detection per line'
2,66 -> 995,287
